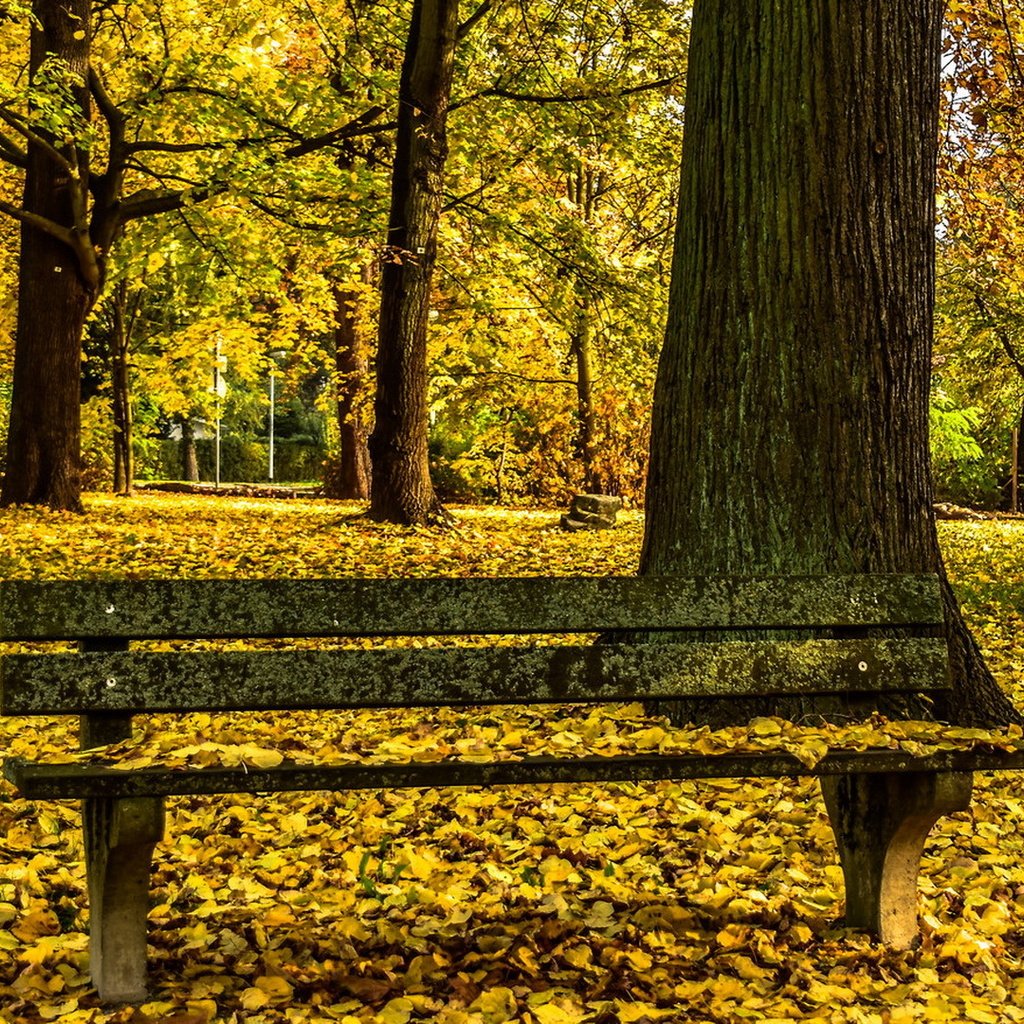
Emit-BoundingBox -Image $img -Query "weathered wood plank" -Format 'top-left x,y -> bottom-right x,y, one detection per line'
79,639 -> 133,750
1,638 -> 950,714
5,747 -> 1023,799
0,575 -> 944,641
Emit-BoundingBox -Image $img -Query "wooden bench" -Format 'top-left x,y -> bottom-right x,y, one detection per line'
1,573 -> 1018,1003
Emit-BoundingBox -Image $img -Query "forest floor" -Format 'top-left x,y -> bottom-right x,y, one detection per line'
2,494 -> 1024,1024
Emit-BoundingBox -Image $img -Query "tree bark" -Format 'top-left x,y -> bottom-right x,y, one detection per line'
1,0 -> 94,512
325,276 -> 371,500
640,1 -> 1019,727
180,418 -> 199,483
368,0 -> 459,525
569,294 -> 602,495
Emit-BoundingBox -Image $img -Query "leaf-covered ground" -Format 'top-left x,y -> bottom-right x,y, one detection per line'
3,495 -> 1024,1024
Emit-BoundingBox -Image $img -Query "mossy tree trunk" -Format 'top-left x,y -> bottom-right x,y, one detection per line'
368,0 -> 459,525
640,0 -> 1019,727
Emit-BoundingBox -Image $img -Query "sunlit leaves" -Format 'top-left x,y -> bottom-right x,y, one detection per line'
3,499 -> 1024,1022
934,1 -> 1024,502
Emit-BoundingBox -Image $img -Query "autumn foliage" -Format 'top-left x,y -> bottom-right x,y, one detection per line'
2,496 -> 1024,1022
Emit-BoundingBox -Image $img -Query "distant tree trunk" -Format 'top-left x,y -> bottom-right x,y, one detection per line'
110,280 -> 135,495
565,157 -> 606,496
972,293 -> 1024,513
569,295 -> 601,494
180,418 -> 199,482
368,0 -> 459,525
640,1 -> 1019,727
325,275 -> 371,500
1017,402 -> 1024,513
1,0 -> 95,512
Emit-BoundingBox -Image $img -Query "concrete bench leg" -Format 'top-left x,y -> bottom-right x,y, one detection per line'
83,796 -> 165,1003
820,771 -> 972,947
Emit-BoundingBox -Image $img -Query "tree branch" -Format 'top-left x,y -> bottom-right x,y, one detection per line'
0,105 -> 74,173
0,128 -> 27,168
157,85 -> 304,140
118,183 -> 228,223
125,135 -> 281,155
457,73 -> 682,109
457,0 -> 495,40
974,292 -> 1024,381
89,66 -> 126,137
441,145 -> 534,212
0,197 -> 77,246
283,104 -> 392,158
435,368 -> 576,386
246,193 -> 340,231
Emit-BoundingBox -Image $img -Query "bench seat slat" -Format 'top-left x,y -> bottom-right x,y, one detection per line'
1,638 -> 950,714
0,574 -> 944,641
5,748 -> 1019,800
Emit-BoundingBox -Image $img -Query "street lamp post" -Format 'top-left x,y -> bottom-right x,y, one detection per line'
213,340 -> 227,488
268,351 -> 287,482
268,369 -> 276,482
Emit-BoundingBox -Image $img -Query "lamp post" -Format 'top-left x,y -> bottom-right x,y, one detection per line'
268,350 -> 287,482
213,341 -> 227,488
269,369 -> 276,482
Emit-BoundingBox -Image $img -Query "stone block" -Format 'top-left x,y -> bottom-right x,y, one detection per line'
571,493 -> 623,517
560,513 -> 614,532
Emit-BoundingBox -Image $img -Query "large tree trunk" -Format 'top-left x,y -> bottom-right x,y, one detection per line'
640,1 -> 1019,727
324,277 -> 371,500
1,0 -> 94,512
368,0 -> 459,525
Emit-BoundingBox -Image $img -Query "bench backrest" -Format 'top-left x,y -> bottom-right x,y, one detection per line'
0,575 -> 949,715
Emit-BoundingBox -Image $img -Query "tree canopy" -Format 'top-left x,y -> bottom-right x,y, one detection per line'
0,0 -> 1021,518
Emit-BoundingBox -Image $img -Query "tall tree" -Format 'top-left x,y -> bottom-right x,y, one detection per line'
931,0 -> 1024,506
368,0 -> 462,525
2,0 -> 93,510
430,0 -> 686,504
0,0 -> 398,510
640,1 -> 1019,727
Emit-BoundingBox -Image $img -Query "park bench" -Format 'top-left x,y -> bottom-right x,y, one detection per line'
1,573 -> 1021,1003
